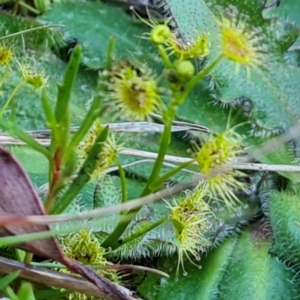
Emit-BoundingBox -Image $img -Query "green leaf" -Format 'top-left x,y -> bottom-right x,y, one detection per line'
35,289 -> 70,300
138,237 -> 238,300
218,223 -> 300,299
9,146 -> 48,174
17,281 -> 36,300
211,60 -> 300,128
41,1 -> 156,69
93,176 -> 121,209
268,186 -> 300,265
0,271 -> 20,290
264,0 -> 300,27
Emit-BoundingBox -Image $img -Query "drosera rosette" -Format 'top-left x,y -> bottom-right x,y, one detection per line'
104,59 -> 165,121
58,229 -> 121,300
77,120 -> 123,181
215,9 -> 267,77
193,128 -> 247,210
165,187 -> 213,279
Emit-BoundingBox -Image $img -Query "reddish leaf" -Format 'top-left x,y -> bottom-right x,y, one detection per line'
0,146 -> 133,300
0,146 -> 62,260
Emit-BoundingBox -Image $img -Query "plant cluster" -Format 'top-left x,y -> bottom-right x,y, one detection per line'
0,0 -> 300,299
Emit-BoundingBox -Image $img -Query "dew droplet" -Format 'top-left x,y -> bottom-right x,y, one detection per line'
183,271 -> 188,276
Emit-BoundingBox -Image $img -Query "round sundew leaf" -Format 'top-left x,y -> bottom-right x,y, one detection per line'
40,1 -> 157,69
148,237 -> 237,300
218,223 -> 300,300
264,0 -> 300,28
268,186 -> 300,266
7,146 -> 48,174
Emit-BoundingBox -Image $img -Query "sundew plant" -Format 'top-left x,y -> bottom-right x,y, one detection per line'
0,0 -> 300,299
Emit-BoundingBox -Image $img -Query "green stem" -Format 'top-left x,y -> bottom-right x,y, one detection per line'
149,159 -> 195,192
116,157 -> 127,204
102,107 -> 176,248
0,81 -> 25,117
24,252 -> 33,264
111,217 -> 168,250
157,44 -> 172,69
141,119 -> 173,195
19,0 -> 41,15
231,120 -> 251,131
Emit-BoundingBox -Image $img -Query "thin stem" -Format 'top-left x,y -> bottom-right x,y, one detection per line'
141,118 -> 174,196
149,159 -> 195,191
231,121 -> 251,131
0,24 -> 64,41
19,0 -> 41,15
44,182 -> 59,213
112,217 -> 168,250
0,81 -> 25,117
157,44 -> 172,69
116,158 -> 127,204
24,252 -> 33,264
227,107 -> 234,129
